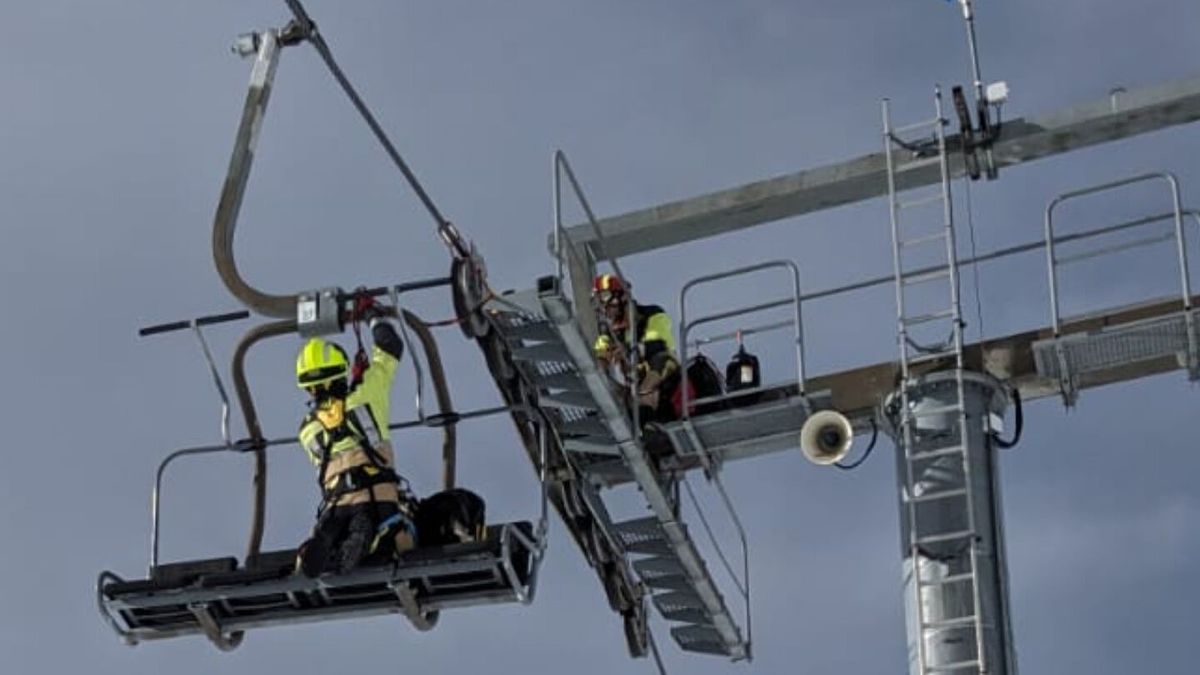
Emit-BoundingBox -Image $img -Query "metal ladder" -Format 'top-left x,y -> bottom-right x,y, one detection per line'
485,281 -> 750,660
884,89 -> 987,675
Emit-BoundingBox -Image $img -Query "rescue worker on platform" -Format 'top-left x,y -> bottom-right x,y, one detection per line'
592,273 -> 684,423
294,299 -> 417,577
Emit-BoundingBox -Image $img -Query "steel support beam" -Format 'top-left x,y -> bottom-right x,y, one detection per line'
561,74 -> 1200,258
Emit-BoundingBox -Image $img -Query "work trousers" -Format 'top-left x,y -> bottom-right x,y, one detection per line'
296,500 -> 402,578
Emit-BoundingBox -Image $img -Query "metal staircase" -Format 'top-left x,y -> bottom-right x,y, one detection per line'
884,90 -> 990,675
485,280 -> 750,660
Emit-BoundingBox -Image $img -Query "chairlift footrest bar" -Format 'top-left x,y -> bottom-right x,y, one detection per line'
99,522 -> 538,645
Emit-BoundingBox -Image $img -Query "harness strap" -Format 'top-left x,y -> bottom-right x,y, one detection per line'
322,465 -> 399,502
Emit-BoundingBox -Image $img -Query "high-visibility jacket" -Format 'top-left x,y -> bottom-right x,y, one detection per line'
299,321 -> 404,509
594,303 -> 681,410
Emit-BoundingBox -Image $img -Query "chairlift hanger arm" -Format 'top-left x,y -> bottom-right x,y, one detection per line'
212,3 -> 462,320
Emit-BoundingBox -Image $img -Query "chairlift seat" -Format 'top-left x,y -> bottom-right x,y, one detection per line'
99,521 -> 538,646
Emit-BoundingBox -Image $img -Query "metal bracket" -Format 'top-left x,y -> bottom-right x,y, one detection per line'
1184,311 -> 1200,381
187,602 -> 242,652
1052,340 -> 1078,408
390,581 -> 438,632
296,287 -> 344,337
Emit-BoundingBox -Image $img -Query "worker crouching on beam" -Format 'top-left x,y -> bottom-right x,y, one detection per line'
592,273 -> 685,424
293,299 -> 417,577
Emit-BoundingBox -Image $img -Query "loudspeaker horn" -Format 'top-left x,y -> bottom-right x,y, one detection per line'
799,409 -> 854,466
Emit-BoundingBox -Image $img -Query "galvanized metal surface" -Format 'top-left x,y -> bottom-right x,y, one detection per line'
885,373 -> 1014,675
561,73 -> 1200,258
485,284 -> 750,659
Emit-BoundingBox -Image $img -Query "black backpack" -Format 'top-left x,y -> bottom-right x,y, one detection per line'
685,354 -> 727,415
416,488 -> 487,546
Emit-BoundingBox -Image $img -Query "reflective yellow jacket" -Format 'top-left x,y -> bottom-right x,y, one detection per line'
299,321 -> 403,507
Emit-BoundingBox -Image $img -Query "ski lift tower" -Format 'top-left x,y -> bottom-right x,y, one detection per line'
546,5 -> 1200,673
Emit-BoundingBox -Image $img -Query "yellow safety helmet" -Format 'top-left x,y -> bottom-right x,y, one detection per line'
296,338 -> 349,389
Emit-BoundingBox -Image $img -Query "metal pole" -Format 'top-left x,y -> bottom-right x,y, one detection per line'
958,0 -> 986,104
885,372 -> 1015,675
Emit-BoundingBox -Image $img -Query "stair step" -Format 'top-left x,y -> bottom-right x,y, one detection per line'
511,342 -> 570,364
671,625 -> 732,656
653,591 -> 710,623
614,516 -> 662,539
539,390 -> 597,410
642,576 -> 695,593
907,487 -> 968,504
634,557 -> 686,580
561,438 -> 620,456
561,416 -> 610,438
625,539 -> 672,556
534,371 -> 586,391
916,529 -> 976,546
658,606 -> 711,624
580,459 -> 632,483
486,289 -> 544,317
505,321 -> 557,342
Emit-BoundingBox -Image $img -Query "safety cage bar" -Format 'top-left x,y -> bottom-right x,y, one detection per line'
1045,172 -> 1193,334
552,150 -> 644,436
678,260 -> 811,417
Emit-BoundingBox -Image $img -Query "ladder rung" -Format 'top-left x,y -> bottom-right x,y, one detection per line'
906,348 -> 959,366
926,659 -> 982,672
909,445 -> 966,461
908,487 -> 968,504
897,193 -> 944,210
916,529 -> 975,546
908,403 -> 962,418
919,572 -> 976,587
893,117 -> 943,134
899,231 -> 949,248
903,309 -> 955,326
922,614 -> 978,630
901,267 -> 952,286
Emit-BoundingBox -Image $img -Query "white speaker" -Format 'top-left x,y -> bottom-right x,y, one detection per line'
799,410 -> 854,466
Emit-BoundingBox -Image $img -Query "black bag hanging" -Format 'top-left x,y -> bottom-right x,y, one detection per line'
726,344 -> 761,390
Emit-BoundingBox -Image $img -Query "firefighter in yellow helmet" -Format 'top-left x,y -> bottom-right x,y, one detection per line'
592,273 -> 684,423
293,301 -> 416,578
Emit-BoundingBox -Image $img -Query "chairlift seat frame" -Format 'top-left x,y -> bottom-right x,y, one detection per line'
99,522 -> 537,646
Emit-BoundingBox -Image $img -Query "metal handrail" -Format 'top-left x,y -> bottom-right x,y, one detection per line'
683,475 -> 752,658
552,150 -> 641,435
149,438 -> 290,572
1045,172 -> 1191,336
678,260 -> 808,422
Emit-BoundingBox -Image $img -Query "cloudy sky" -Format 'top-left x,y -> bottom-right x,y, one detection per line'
2,1 -> 1198,673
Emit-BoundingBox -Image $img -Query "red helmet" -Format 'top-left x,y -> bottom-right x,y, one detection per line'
593,274 -> 626,300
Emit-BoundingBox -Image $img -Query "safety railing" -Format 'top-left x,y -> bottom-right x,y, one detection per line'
552,150 -> 642,435
682,474 -> 752,661
148,282 -> 549,576
1045,172 -> 1192,335
678,260 -> 810,418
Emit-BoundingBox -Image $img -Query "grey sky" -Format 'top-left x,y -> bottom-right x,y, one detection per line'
2,1 -> 1198,673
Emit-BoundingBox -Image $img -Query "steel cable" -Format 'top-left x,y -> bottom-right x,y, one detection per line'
283,0 -> 451,233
